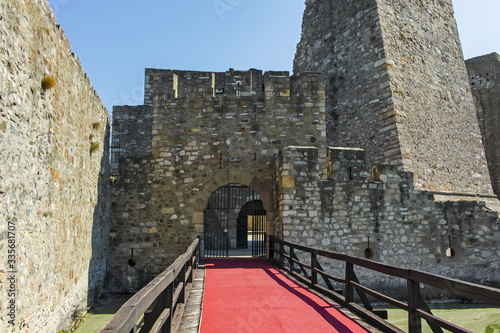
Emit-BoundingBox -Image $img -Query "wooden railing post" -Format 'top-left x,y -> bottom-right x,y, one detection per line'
345,262 -> 354,303
195,236 -> 200,270
187,255 -> 193,284
269,236 -> 274,260
311,251 -> 317,287
179,263 -> 186,304
279,240 -> 285,268
101,238 -> 199,333
408,279 -> 422,333
162,283 -> 174,333
290,247 -> 297,272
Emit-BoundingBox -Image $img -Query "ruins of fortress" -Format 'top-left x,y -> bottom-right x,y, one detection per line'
1,0 -> 499,331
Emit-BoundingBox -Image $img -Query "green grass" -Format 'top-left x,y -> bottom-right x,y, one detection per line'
382,304 -> 500,333
74,294 -> 133,333
74,313 -> 117,333
89,142 -> 100,154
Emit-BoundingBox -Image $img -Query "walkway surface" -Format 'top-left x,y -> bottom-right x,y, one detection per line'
199,258 -> 374,333
178,265 -> 205,333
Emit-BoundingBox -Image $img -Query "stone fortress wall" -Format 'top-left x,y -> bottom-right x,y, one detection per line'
466,53 -> 500,198
0,0 -> 110,332
109,69 -> 326,290
275,146 -> 500,294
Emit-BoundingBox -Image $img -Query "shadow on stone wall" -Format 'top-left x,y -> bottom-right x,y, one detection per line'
87,120 -> 111,307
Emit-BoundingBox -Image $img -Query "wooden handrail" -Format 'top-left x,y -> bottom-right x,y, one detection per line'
269,236 -> 500,333
101,238 -> 200,333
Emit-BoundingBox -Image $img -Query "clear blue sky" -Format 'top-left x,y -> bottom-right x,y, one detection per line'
48,0 -> 500,116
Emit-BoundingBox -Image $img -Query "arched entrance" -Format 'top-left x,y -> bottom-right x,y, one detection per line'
204,184 -> 266,258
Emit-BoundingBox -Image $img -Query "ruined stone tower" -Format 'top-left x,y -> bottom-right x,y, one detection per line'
466,53 -> 500,197
294,0 -> 492,194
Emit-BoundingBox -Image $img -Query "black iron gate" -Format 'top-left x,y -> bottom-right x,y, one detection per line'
204,184 -> 266,258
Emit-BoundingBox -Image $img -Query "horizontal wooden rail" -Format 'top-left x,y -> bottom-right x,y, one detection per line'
101,238 -> 200,333
316,267 -> 345,284
269,236 -> 500,333
351,281 -> 408,310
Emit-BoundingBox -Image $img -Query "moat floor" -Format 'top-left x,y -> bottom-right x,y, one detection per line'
74,293 -> 133,333
383,304 -> 500,333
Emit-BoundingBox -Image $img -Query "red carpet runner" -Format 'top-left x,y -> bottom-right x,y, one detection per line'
200,258 -> 370,333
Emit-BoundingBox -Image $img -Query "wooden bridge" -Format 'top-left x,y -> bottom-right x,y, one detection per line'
100,237 -> 500,333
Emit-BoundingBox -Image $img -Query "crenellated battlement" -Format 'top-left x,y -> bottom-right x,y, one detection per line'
144,68 -> 324,105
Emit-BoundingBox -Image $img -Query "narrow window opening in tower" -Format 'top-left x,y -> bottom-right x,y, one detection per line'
212,72 -> 216,97
173,73 -> 179,99
236,83 -> 241,97
250,71 -> 253,94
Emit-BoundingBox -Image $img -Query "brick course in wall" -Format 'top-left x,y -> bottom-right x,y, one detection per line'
0,1 -> 110,331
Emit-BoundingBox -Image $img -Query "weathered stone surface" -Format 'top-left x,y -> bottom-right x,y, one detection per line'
294,0 -> 492,194
0,1 -> 110,332
466,53 -> 500,198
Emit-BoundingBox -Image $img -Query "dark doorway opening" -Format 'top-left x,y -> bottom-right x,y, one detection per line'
204,184 -> 266,258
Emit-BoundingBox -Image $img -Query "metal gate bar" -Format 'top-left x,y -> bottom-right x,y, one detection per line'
204,184 -> 266,258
